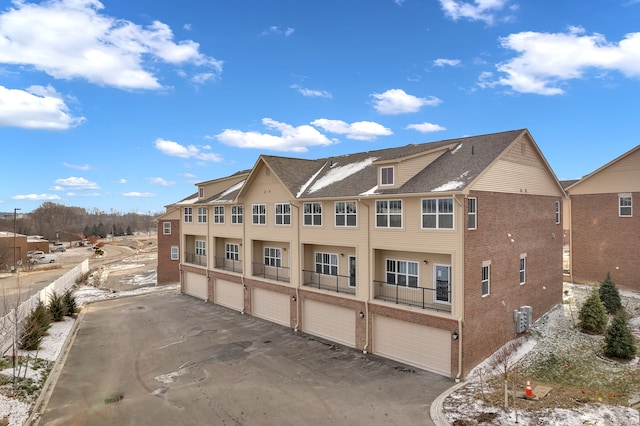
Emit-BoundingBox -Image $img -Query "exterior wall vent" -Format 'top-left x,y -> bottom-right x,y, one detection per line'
514,305 -> 533,333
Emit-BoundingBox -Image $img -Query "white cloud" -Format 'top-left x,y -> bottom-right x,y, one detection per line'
63,162 -> 91,171
439,0 -> 514,25
371,89 -> 442,115
0,0 -> 222,90
260,26 -> 295,37
433,58 -> 461,67
122,192 -> 156,198
66,192 -> 100,197
55,176 -> 100,190
146,177 -> 175,186
217,118 -> 337,152
290,84 -> 332,98
406,122 -> 447,133
488,27 -> 640,95
118,179 -> 127,184
0,85 -> 84,129
155,139 -> 223,162
311,119 -> 392,141
12,193 -> 61,201
181,172 -> 197,179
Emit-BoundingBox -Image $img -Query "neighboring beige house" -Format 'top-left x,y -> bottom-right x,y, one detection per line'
173,129 -> 565,378
565,144 -> 640,291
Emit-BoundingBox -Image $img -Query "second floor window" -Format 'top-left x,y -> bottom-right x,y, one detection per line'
376,200 -> 402,228
264,247 -> 282,267
304,202 -> 322,226
163,222 -> 171,235
386,259 -> 418,288
381,166 -> 394,186
225,243 -> 239,261
275,203 -> 291,225
482,263 -> 491,296
468,197 -> 477,230
214,206 -> 225,224
197,206 -> 208,223
252,204 -> 266,224
231,205 -> 243,224
422,198 -> 454,229
184,207 -> 193,223
315,252 -> 338,275
619,194 -> 632,217
555,201 -> 561,224
195,240 -> 206,256
335,201 -> 357,227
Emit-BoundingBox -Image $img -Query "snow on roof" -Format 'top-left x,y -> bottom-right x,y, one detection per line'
176,195 -> 199,205
308,157 -> 378,194
297,165 -> 326,198
211,180 -> 245,202
360,185 -> 379,196
451,143 -> 463,155
432,170 -> 470,192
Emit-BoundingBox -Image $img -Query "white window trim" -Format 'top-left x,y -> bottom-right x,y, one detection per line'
468,197 -> 477,230
264,247 -> 282,267
195,240 -> 206,256
184,207 -> 193,223
214,206 -> 225,224
380,166 -> 395,186
519,253 -> 527,285
197,206 -> 208,224
275,203 -> 292,226
619,194 -> 632,217
225,243 -> 239,261
163,222 -> 171,235
252,204 -> 266,225
422,198 -> 455,230
303,202 -> 323,227
231,205 -> 243,224
314,251 -> 338,276
335,201 -> 357,227
385,258 -> 419,288
481,260 -> 491,297
375,199 -> 403,229
555,200 -> 561,224
170,245 -> 179,260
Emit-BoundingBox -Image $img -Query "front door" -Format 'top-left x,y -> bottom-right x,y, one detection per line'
349,256 -> 356,288
435,264 -> 451,303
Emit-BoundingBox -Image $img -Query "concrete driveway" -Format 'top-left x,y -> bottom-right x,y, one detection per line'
36,290 -> 453,425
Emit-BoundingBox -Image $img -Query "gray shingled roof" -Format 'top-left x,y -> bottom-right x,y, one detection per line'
262,129 -> 526,199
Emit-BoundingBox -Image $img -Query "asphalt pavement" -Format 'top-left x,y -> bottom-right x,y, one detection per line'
34,290 -> 454,426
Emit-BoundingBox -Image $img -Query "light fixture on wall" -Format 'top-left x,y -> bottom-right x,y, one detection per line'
340,253 -> 344,257
452,331 -> 459,340
359,311 -> 365,318
291,295 -> 297,302
423,260 -> 428,264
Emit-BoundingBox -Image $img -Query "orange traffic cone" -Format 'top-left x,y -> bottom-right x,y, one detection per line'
525,379 -> 535,399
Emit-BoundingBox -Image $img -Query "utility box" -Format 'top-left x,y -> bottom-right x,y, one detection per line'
514,306 -> 533,333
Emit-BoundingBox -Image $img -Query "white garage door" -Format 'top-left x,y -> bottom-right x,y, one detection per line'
183,272 -> 207,300
252,288 -> 290,327
373,316 -> 451,376
214,279 -> 243,311
303,299 -> 355,348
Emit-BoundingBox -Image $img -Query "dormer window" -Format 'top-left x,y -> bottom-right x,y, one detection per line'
198,187 -> 204,198
380,166 -> 394,186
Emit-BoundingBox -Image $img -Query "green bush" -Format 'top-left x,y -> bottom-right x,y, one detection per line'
48,291 -> 68,321
19,302 -> 52,351
599,272 -> 622,314
604,313 -> 637,360
578,288 -> 608,334
63,289 -> 77,317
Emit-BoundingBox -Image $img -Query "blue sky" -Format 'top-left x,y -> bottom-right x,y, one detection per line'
1,0 -> 639,214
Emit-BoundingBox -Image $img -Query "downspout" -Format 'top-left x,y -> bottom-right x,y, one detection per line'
456,194 -> 464,382
359,198 -> 370,354
206,205 -> 211,302
456,317 -> 463,382
241,203 -> 246,314
291,202 -> 301,332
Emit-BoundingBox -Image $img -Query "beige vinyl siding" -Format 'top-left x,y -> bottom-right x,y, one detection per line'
568,150 -> 640,194
303,299 -> 356,347
396,149 -> 448,187
373,316 -> 451,376
472,159 -> 559,196
197,174 -> 246,200
183,271 -> 207,300
252,288 -> 290,326
214,278 -> 244,311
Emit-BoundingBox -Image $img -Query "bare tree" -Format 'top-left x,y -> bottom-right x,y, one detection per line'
488,337 -> 525,409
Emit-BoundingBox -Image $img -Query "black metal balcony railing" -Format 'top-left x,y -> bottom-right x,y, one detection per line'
302,270 -> 356,295
214,256 -> 243,273
184,252 -> 207,266
373,280 -> 451,312
252,262 -> 290,283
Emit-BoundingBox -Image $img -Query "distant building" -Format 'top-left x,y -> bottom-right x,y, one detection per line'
0,231 -> 28,271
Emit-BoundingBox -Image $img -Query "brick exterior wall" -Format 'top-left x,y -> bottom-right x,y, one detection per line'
571,192 -> 640,291
463,191 -> 563,376
157,219 -> 180,284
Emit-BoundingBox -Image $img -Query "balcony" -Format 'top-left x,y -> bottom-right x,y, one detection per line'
214,256 -> 243,274
252,262 -> 290,283
302,270 -> 356,295
184,251 -> 207,267
373,280 -> 451,313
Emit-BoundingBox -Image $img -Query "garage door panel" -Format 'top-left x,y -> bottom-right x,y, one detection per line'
253,288 -> 290,327
303,300 -> 355,348
373,316 -> 450,376
184,272 -> 207,300
215,279 -> 243,311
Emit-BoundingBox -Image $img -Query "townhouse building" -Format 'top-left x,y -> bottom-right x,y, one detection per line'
565,144 -> 640,291
162,129 -> 565,378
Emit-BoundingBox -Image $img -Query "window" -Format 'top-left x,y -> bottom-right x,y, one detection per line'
264,247 -> 281,267
163,222 -> 171,235
422,198 -> 454,229
225,243 -> 239,261
468,197 -> 477,230
170,246 -> 179,260
380,166 -> 394,186
231,205 -> 243,224
520,254 -> 527,285
435,265 -> 451,303
335,201 -> 357,227
197,206 -> 208,223
195,240 -> 206,256
303,202 -> 322,226
275,203 -> 291,225
386,259 -> 418,288
198,187 -> 204,198
315,252 -> 338,275
376,200 -> 402,228
481,262 -> 491,297
619,194 -> 632,217
184,207 -> 193,223
252,204 -> 266,224
555,201 -> 561,224
214,206 -> 225,224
